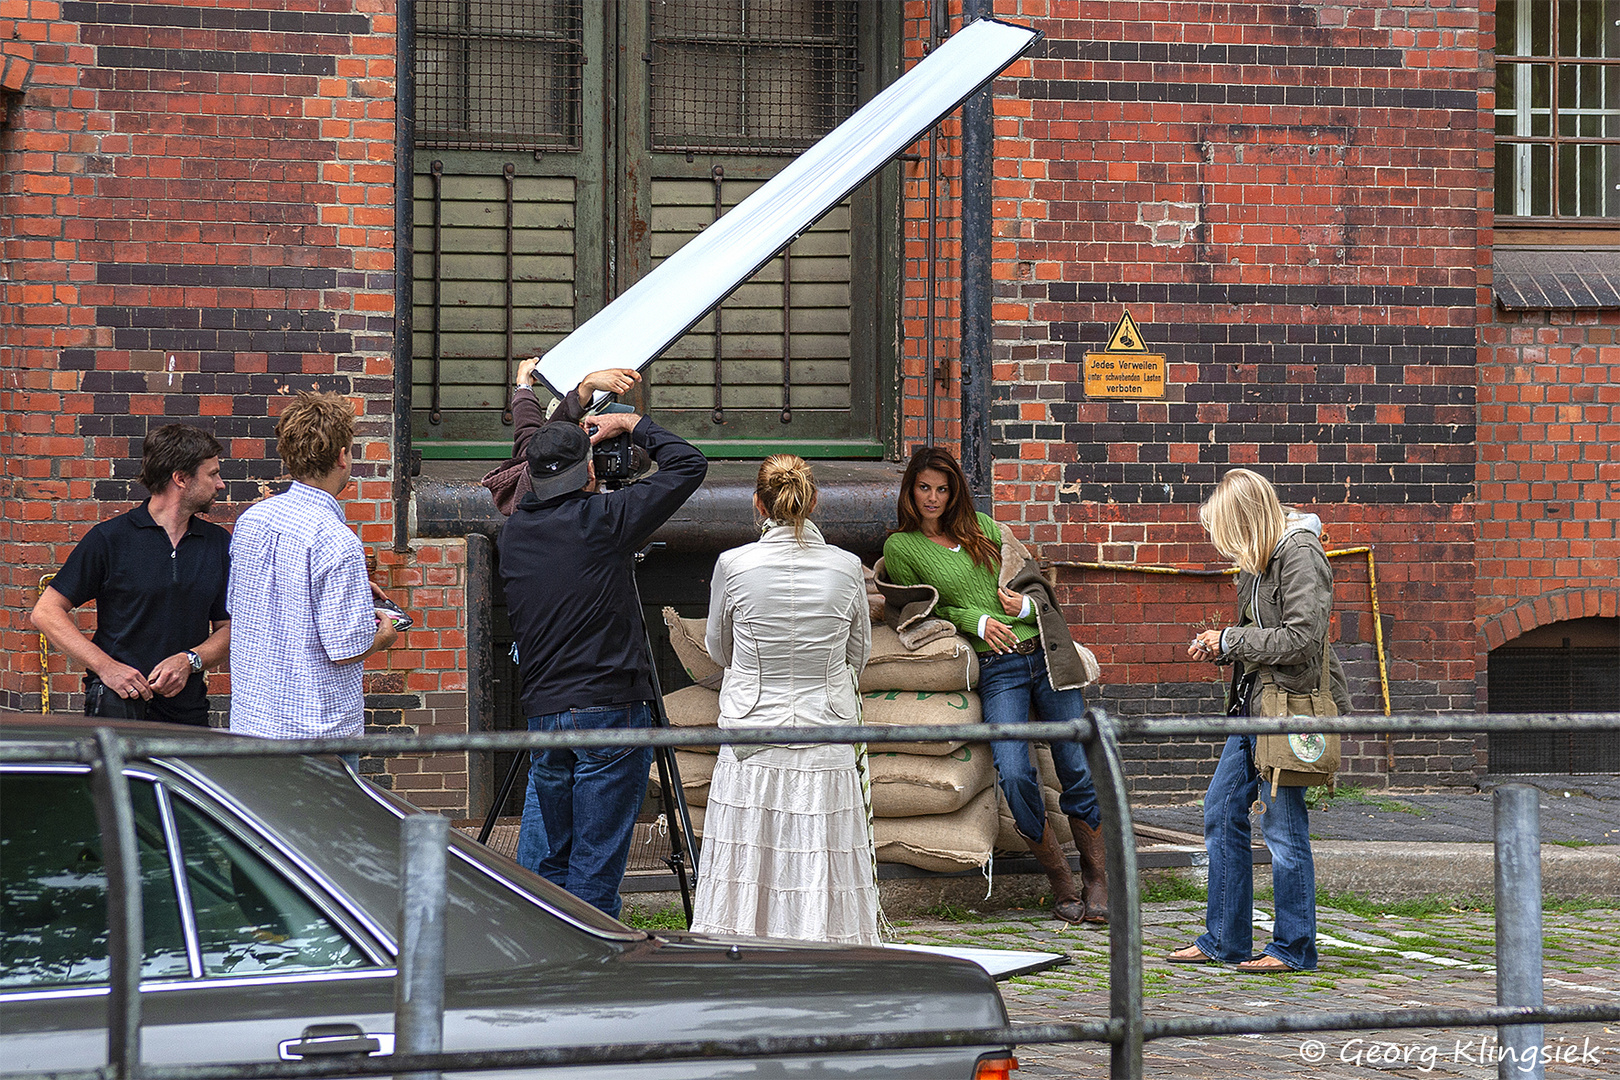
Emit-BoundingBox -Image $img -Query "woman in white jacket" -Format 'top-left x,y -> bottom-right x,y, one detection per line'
690,455 -> 878,944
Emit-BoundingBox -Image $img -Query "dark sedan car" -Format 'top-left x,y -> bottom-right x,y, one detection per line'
1,717 -> 1018,1078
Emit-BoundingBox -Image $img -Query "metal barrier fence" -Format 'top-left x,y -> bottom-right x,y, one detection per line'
5,709 -> 1619,1080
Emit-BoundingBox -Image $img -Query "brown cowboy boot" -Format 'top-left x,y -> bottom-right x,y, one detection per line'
1025,824 -> 1084,923
1069,816 -> 1109,924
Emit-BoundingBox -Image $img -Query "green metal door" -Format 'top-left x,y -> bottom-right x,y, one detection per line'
412,0 -> 896,460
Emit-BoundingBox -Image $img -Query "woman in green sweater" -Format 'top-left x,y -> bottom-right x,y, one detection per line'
882,448 -> 1106,923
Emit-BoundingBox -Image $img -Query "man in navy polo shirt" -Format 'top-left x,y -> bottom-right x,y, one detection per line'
33,424 -> 232,726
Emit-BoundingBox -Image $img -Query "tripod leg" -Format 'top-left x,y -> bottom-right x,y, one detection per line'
479,747 -> 529,847
629,547 -> 699,927
651,743 -> 695,926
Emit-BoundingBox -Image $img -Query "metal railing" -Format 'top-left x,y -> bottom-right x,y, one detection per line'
4,709 -> 1619,1080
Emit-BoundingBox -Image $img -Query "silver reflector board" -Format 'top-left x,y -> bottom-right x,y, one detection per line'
537,17 -> 1042,399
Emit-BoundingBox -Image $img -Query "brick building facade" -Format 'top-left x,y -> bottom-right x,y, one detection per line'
4,1 -> 1615,814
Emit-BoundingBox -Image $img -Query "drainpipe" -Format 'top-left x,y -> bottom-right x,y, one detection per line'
959,0 -> 993,510
922,0 -> 951,450
465,533 -> 495,818
393,1 -> 416,553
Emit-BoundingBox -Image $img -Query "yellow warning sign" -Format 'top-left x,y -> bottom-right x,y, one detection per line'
1106,311 -> 1147,352
1085,310 -> 1166,398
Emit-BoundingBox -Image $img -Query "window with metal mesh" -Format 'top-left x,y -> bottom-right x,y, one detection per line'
1487,645 -> 1620,773
649,0 -> 860,154
416,0 -> 584,151
1494,0 -> 1620,220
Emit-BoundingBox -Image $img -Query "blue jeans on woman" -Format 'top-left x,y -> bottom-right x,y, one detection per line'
1196,734 -> 1317,970
976,648 -> 1100,840
515,701 -> 654,919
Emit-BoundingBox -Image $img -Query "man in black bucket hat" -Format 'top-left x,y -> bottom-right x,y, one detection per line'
498,409 -> 707,917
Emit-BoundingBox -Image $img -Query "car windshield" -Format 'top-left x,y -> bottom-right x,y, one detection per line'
358,780 -> 641,940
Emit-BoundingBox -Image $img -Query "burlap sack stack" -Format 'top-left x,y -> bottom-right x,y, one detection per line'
658,604 -> 1071,874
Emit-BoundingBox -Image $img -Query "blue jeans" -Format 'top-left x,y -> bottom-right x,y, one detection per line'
1196,735 -> 1317,970
516,702 -> 654,919
976,648 -> 1100,840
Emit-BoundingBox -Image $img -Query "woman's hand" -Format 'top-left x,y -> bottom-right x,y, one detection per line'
579,368 -> 641,398
997,586 -> 1026,618
1188,629 -> 1224,660
982,618 -> 1021,653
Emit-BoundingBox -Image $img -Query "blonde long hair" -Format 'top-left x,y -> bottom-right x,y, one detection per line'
757,454 -> 818,543
1198,468 -> 1287,577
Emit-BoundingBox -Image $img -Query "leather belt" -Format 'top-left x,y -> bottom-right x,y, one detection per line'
1010,636 -> 1041,655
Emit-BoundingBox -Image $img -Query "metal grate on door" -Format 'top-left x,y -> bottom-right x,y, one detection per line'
416,0 -> 584,150
1487,645 -> 1620,773
649,0 -> 860,154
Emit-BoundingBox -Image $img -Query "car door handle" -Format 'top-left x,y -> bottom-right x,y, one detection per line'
278,1024 -> 393,1059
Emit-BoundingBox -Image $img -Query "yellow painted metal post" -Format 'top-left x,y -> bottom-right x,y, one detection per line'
37,573 -> 54,713
1049,548 -> 1393,727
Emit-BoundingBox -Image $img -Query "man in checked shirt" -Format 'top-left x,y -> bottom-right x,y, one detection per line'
227,392 -> 400,766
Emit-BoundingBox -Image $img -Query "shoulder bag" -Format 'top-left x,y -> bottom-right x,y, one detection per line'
1252,639 -> 1341,797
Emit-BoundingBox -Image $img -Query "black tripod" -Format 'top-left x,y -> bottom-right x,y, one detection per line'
476,544 -> 698,926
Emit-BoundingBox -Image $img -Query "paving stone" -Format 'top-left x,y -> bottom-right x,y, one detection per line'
888,898 -> 1620,1078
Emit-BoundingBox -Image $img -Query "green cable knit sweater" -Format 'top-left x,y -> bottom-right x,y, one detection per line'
882,512 -> 1039,654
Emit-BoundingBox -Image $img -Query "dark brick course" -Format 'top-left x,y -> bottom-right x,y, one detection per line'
64,3 -> 368,35
92,46 -> 340,75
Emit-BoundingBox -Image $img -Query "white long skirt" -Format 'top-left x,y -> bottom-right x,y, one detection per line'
690,743 -> 880,945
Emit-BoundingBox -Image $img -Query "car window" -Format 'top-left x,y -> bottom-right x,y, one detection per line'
168,794 -> 371,976
0,772 -> 188,989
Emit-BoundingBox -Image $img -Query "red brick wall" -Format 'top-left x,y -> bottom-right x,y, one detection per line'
1476,309 -> 1620,667
1474,0 -> 1618,666
1,1 -> 473,814
9,0 -> 1567,807
954,0 -> 1488,790
898,1 -> 966,451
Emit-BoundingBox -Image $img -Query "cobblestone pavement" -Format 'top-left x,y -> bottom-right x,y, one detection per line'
888,897 -> 1620,1078
1133,779 -> 1620,846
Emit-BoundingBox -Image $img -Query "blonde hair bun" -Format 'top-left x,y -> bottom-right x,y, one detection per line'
757,454 -> 817,541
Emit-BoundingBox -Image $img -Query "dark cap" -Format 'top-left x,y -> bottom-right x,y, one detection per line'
525,422 -> 591,499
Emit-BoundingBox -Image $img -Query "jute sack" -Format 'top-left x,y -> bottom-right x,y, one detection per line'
686,802 -> 705,840
874,785 -> 998,872
667,749 -> 713,806
859,624 -> 979,692
869,744 -> 994,817
858,689 -> 978,756
660,608 -> 722,686
862,565 -> 885,624
646,749 -> 715,804
661,685 -> 721,732
991,744 -> 1073,853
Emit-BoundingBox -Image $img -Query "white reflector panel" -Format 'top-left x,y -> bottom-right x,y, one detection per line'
537,17 -> 1041,398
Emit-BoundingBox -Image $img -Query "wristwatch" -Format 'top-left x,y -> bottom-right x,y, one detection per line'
186,649 -> 203,673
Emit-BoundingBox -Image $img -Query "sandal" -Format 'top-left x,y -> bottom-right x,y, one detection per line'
1235,954 -> 1300,974
1165,944 -> 1220,965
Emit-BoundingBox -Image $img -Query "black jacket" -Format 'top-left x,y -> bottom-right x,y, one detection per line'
498,416 -> 708,718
